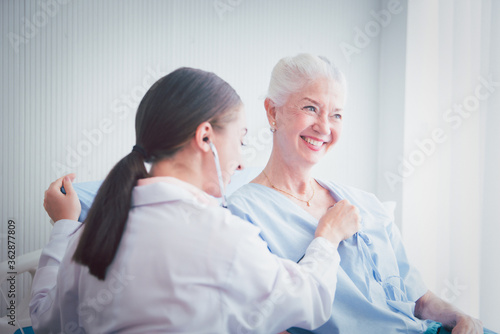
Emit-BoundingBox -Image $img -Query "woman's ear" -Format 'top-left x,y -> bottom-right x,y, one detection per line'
194,121 -> 213,152
264,98 -> 277,125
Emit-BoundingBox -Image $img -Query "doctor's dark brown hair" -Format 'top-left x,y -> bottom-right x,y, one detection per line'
73,67 -> 242,280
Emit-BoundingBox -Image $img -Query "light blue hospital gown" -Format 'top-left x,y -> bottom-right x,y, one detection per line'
228,180 -> 432,334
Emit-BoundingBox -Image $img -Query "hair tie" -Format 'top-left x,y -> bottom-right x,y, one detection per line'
132,145 -> 148,159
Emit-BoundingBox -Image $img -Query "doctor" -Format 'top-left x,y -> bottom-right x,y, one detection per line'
31,67 -> 361,333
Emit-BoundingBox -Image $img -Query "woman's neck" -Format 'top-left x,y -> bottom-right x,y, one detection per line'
150,150 -> 204,191
261,152 -> 313,196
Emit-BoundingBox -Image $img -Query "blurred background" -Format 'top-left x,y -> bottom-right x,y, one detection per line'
1,0 -> 499,330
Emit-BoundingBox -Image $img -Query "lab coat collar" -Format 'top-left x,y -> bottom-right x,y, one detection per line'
132,176 -> 220,208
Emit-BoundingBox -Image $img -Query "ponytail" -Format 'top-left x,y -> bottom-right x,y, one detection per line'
72,150 -> 148,280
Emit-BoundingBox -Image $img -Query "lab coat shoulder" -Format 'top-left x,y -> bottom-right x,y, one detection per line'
213,205 -> 263,239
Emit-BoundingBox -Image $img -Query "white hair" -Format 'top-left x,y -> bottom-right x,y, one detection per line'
266,53 -> 347,107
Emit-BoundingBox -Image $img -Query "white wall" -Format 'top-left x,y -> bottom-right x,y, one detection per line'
1,0 -> 386,316
480,0 -> 500,328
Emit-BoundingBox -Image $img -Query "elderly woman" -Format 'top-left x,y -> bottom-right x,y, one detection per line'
227,54 -> 488,334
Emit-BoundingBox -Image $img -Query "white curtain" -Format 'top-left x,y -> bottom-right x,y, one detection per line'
402,0 -> 499,329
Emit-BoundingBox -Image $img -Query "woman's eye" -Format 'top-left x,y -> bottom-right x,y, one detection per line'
331,114 -> 342,120
304,106 -> 316,112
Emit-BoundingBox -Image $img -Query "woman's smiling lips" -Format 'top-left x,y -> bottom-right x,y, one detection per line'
300,136 -> 328,151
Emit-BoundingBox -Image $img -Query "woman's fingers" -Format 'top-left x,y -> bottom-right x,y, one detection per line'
62,174 -> 76,196
51,174 -> 65,188
48,173 -> 76,194
43,173 -> 81,222
316,199 -> 361,245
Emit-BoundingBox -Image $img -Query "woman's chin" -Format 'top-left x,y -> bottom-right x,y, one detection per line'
203,183 -> 222,198
298,153 -> 323,166
210,190 -> 223,198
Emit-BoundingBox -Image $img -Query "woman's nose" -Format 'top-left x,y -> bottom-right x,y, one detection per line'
313,114 -> 331,135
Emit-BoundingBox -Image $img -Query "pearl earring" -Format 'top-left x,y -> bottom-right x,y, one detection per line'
270,121 -> 276,133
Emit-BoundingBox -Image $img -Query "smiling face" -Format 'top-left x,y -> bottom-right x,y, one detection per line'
270,77 -> 345,167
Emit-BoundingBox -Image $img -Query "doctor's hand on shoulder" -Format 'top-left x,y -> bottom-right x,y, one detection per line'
315,199 -> 361,248
44,173 -> 81,222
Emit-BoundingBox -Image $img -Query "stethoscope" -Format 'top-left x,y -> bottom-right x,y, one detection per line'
204,138 -> 228,208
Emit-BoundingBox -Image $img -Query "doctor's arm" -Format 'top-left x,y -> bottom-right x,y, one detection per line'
224,229 -> 339,333
415,290 -> 483,334
223,200 -> 360,333
29,174 -> 82,332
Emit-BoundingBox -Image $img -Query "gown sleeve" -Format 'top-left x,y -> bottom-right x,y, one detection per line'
387,219 -> 428,302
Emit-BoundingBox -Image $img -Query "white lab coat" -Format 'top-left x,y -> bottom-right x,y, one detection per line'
30,177 -> 340,334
